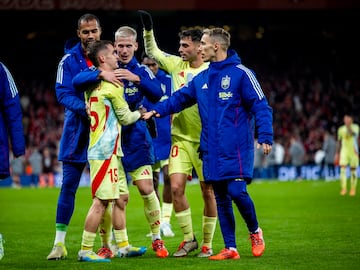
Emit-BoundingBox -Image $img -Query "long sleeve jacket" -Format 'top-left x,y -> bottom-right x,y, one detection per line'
0,62 -> 25,178
154,50 -> 273,181
55,41 -> 90,162
142,68 -> 172,162
72,56 -> 163,171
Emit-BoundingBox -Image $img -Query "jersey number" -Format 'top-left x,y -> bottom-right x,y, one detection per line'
171,145 -> 179,157
107,168 -> 118,183
89,96 -> 110,132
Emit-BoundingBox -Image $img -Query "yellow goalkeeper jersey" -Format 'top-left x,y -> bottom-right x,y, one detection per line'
143,29 -> 209,143
85,81 -> 140,160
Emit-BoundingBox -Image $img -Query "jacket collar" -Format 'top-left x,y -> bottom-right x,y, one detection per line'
209,49 -> 241,69
119,56 -> 138,69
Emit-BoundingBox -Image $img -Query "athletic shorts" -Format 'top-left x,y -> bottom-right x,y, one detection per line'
89,154 -> 128,200
128,165 -> 153,182
168,137 -> 204,181
340,151 -> 359,168
153,159 -> 169,173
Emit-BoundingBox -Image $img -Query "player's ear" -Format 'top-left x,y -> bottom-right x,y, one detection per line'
99,54 -> 106,64
214,42 -> 220,52
134,42 -> 139,51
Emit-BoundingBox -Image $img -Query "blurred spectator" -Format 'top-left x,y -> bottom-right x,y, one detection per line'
27,144 -> 43,187
274,138 -> 285,178
266,138 -> 285,179
38,146 -> 55,187
253,139 -> 265,179
10,154 -> 24,189
288,134 -> 306,180
264,144 -> 275,178
321,130 -> 337,180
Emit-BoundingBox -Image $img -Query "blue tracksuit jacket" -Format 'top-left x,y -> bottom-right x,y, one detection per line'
72,56 -> 163,171
154,50 -> 273,181
55,41 -> 90,163
142,68 -> 172,162
0,62 -> 25,178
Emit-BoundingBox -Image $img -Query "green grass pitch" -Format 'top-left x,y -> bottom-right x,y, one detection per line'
0,180 -> 359,270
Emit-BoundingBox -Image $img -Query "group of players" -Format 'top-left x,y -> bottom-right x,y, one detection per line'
0,9 -> 358,264
46,9 -> 268,262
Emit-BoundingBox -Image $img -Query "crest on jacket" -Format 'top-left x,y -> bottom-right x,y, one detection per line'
221,75 -> 230,90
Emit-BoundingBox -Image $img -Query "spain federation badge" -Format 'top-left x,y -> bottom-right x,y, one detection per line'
221,75 -> 230,90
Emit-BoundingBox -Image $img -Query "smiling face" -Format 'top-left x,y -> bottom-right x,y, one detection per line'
178,36 -> 200,62
114,36 -> 138,64
114,26 -> 138,65
77,19 -> 101,51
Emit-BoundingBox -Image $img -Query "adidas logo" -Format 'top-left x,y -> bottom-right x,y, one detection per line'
140,169 -> 151,176
202,83 -> 208,89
